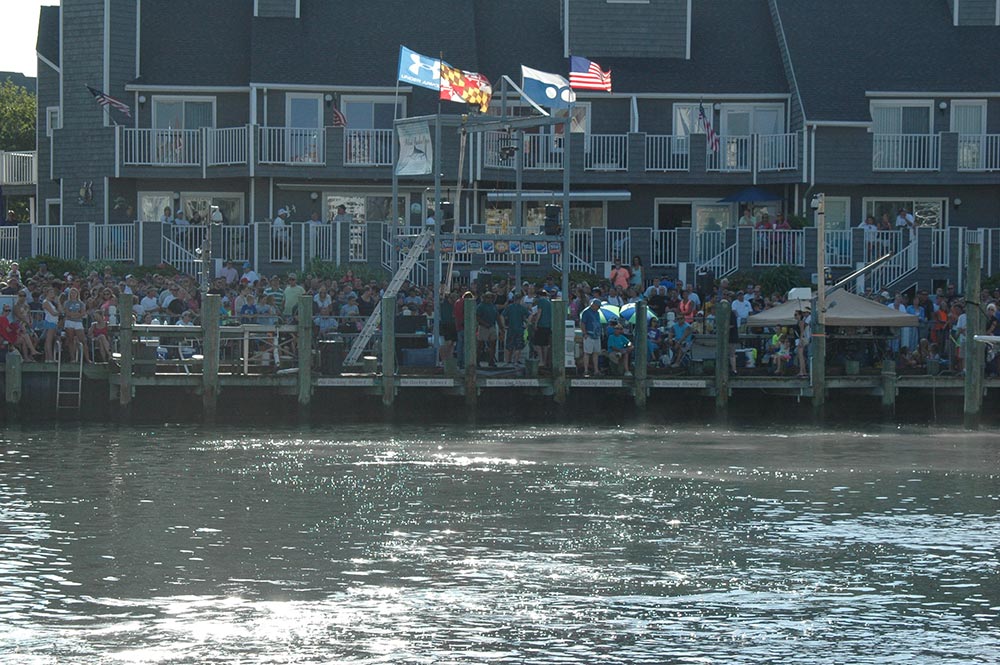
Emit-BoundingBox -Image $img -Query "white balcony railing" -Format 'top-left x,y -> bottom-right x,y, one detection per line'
89,224 -> 135,262
585,134 -> 629,171
957,134 -> 1000,172
861,229 -> 904,264
645,135 -> 689,171
605,229 -> 630,263
220,225 -> 249,263
350,223 -> 367,262
523,134 -> 563,170
266,223 -> 293,263
344,129 -> 393,167
706,135 -> 751,172
122,128 -> 201,166
258,127 -> 325,165
483,131 -> 515,169
825,230 -> 853,268
695,230 -> 727,265
0,151 -> 37,185
872,133 -> 940,171
32,225 -> 77,260
568,229 -> 593,273
206,127 -> 248,166
757,133 -> 799,172
650,230 -> 677,266
310,224 -> 336,262
0,227 -> 19,259
931,227 -> 951,267
752,229 -> 804,266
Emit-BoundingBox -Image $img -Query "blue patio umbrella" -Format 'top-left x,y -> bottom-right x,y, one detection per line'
718,187 -> 783,204
598,304 -> 620,324
619,302 -> 656,324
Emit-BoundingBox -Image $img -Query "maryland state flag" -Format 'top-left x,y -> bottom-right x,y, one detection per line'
439,63 -> 492,113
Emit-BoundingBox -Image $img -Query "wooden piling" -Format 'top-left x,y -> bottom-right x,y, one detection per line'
881,365 -> 897,414
634,301 -> 648,408
964,242 -> 983,428
201,294 -> 221,422
296,293 -> 313,416
812,322 -> 827,410
715,300 -> 731,411
381,295 -> 396,408
117,294 -> 134,415
5,349 -> 22,419
551,299 -> 567,403
463,294 -> 477,408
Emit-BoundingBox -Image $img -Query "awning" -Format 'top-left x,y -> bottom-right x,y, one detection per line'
748,288 -> 919,327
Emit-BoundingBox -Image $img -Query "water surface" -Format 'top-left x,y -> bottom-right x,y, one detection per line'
1,424 -> 998,663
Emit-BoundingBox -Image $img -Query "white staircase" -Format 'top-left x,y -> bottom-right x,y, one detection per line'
56,343 -> 84,410
699,243 -> 740,279
344,228 -> 434,366
856,241 -> 918,294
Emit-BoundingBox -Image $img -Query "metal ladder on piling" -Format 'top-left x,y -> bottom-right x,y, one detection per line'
344,228 -> 434,366
56,342 -> 84,410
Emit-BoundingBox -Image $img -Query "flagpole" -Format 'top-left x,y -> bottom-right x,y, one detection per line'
432,52 -> 444,358
561,101 -> 571,303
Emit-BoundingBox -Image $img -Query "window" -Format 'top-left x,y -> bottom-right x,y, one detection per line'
820,196 -> 851,230
655,198 -> 733,231
286,93 -> 322,128
719,103 -> 784,136
342,97 -> 404,130
673,103 -> 709,138
138,192 -> 175,222
870,101 -> 932,134
863,198 -> 946,228
180,193 -> 244,225
952,100 -> 987,170
152,96 -> 215,129
45,107 -> 61,137
325,193 -> 405,224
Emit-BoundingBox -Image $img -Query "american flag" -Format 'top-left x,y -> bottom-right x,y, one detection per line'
86,85 -> 131,118
568,56 -> 612,92
331,107 -> 347,128
698,102 -> 719,152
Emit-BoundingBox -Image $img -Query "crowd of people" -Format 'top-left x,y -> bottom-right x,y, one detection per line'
0,252 -> 991,377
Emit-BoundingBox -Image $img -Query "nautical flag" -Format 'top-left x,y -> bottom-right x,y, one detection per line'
86,85 -> 131,118
698,102 -> 720,152
568,56 -> 612,92
521,65 -> 576,109
439,63 -> 492,113
397,46 -> 441,91
331,106 -> 347,128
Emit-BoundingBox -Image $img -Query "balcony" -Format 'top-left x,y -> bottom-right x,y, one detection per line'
258,127 -> 325,165
343,129 -> 393,166
957,134 -> 1000,172
585,134 -> 629,171
645,135 -> 689,171
122,128 -> 202,166
872,133 -> 940,171
0,150 -> 37,186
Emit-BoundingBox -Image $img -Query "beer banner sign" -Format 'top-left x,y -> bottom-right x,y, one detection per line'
535,241 -> 549,255
441,239 -> 454,253
468,240 -> 483,254
522,242 -> 535,254
547,241 -> 562,254
494,240 -> 510,253
482,240 -> 495,253
509,240 -> 521,254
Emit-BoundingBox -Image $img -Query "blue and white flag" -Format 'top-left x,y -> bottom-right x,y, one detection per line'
521,65 -> 576,109
397,46 -> 441,91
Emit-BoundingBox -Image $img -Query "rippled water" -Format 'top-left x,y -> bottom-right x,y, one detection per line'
1,424 -> 998,663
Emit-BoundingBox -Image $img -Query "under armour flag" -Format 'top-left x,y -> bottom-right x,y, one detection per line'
397,46 -> 441,91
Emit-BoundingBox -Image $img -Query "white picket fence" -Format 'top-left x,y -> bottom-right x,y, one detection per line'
89,224 -> 135,262
32,226 -> 77,259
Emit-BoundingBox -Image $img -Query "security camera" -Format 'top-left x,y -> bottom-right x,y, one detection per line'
810,193 -> 825,212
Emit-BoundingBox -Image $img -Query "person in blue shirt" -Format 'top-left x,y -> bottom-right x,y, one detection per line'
580,298 -> 603,377
501,292 -> 530,367
607,324 -> 633,376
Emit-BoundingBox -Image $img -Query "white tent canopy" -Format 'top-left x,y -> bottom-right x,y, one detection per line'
748,288 -> 919,328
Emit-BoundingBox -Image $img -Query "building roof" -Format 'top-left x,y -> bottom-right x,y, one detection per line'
0,72 -> 36,93
250,0 -> 481,86
36,5 -> 59,69
774,0 -> 1000,122
139,0 -> 251,86
475,0 -> 788,95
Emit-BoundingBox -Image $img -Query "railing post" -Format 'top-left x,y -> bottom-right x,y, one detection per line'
117,294 -> 134,416
297,292 -> 313,416
381,294 -> 395,407
634,300 -> 648,408
964,242 -> 984,428
552,299 -> 567,403
464,294 -> 477,408
715,299 -> 731,412
201,294 -> 221,423
5,350 -> 23,419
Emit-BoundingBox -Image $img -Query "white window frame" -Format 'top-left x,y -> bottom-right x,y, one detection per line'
45,198 -> 61,226
819,196 -> 851,230
654,197 -> 735,229
137,191 -> 176,222
45,106 -> 61,137
718,102 -> 786,136
869,100 -> 933,134
862,196 -> 948,227
285,92 -> 323,128
178,191 -> 246,224
672,102 -> 710,137
950,99 -> 987,135
151,95 -> 217,129
340,94 -> 407,129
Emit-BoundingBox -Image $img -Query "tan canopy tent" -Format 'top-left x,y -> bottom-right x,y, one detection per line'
748,288 -> 919,327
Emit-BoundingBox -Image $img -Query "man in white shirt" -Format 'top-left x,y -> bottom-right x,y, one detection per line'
895,207 -> 916,242
174,209 -> 190,227
241,262 -> 260,286
731,291 -> 753,325
140,287 -> 160,316
273,208 -> 290,255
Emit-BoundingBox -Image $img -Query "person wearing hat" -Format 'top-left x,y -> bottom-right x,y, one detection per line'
607,323 -> 633,377
241,261 -> 260,286
273,208 -> 291,256
580,298 -> 603,376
